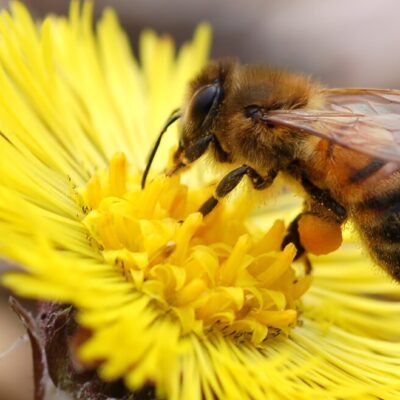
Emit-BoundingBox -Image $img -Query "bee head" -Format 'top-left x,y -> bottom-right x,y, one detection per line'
141,60 -> 236,189
174,60 -> 237,165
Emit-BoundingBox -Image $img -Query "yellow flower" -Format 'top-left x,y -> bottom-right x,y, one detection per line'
1,1 -> 400,399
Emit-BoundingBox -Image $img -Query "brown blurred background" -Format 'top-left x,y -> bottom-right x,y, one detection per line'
1,0 -> 400,399
26,0 -> 400,87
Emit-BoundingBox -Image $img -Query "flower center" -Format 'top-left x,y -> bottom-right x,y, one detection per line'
80,153 -> 312,345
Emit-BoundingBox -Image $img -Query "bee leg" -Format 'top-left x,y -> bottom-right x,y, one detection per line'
300,175 -> 347,222
199,165 -> 277,216
281,214 -> 306,259
166,134 -> 216,176
283,205 -> 344,274
183,135 -> 216,163
281,213 -> 312,275
302,255 -> 312,275
167,134 -> 232,177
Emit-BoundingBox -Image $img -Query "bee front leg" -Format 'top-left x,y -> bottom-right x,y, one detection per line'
167,134 -> 216,176
199,165 -> 277,216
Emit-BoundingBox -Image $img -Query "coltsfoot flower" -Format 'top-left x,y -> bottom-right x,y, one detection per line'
0,2 -> 400,400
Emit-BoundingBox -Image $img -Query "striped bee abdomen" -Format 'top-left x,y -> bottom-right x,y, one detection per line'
355,190 -> 400,281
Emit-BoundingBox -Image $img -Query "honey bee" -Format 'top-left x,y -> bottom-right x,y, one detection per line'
142,59 -> 400,281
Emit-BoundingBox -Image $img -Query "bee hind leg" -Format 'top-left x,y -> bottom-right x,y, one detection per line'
281,214 -> 312,274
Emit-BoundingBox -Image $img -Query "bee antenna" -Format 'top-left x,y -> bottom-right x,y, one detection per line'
141,109 -> 181,189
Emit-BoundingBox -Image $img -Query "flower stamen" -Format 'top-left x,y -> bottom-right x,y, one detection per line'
81,153 -> 312,345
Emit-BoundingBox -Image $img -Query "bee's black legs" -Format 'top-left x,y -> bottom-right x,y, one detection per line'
184,135 -> 216,163
166,135 -> 216,176
281,176 -> 347,274
198,197 -> 219,216
199,165 -> 277,216
280,213 -> 312,274
167,134 -> 231,176
281,214 -> 305,259
300,175 -> 347,222
279,171 -> 348,274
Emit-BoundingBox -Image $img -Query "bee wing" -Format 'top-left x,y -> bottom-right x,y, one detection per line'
322,88 -> 400,115
267,88 -> 400,162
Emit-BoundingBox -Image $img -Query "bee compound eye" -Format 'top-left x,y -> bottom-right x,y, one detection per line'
191,82 -> 221,122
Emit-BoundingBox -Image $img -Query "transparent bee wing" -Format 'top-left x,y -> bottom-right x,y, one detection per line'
267,88 -> 400,162
322,88 -> 400,115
